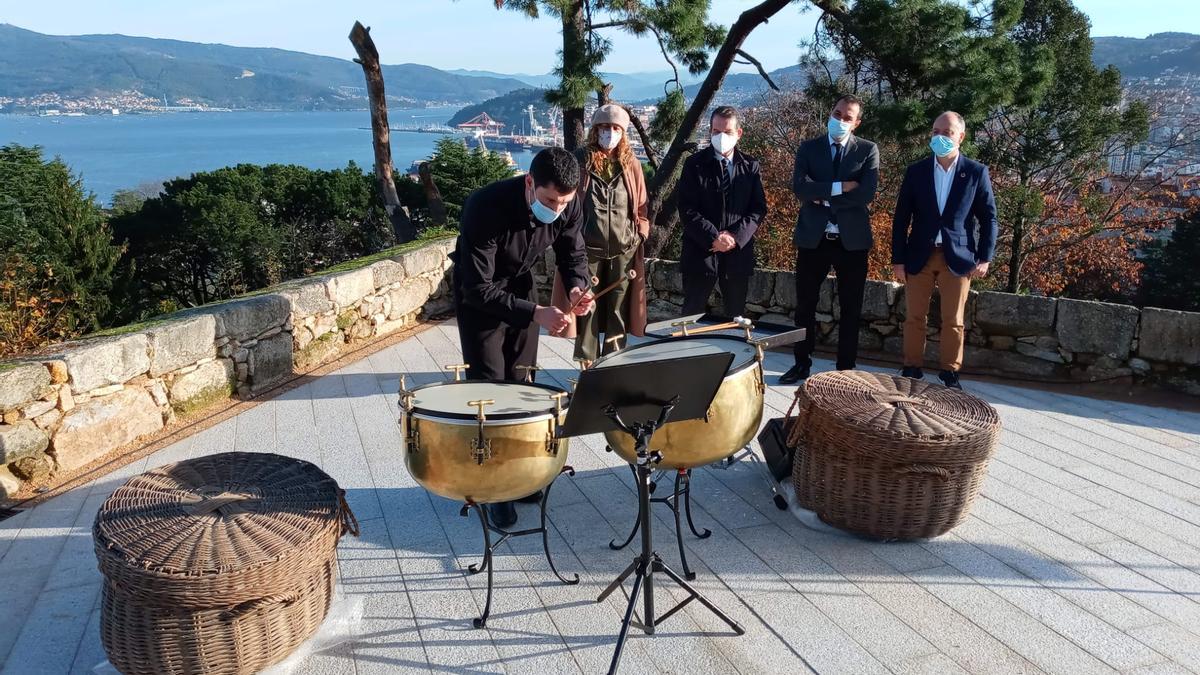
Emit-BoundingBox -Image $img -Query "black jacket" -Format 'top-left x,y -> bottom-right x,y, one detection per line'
450,176 -> 590,327
677,147 -> 767,278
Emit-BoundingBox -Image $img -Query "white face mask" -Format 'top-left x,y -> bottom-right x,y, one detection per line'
598,128 -> 621,150
711,131 -> 737,155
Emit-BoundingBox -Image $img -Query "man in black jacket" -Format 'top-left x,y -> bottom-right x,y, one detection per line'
780,95 -> 880,384
678,106 -> 768,318
451,147 -> 594,527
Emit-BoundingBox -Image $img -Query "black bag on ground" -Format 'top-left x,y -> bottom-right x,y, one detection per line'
757,391 -> 803,482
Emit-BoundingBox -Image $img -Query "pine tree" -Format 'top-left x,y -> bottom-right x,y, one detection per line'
975,0 -> 1150,293
1140,210 -> 1200,312
0,144 -> 123,354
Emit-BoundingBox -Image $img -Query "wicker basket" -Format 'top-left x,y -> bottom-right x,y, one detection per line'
788,371 -> 1000,539
94,452 -> 358,675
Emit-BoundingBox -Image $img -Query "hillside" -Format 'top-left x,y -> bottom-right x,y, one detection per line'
1092,32 -> 1200,78
0,24 -> 533,108
446,88 -> 554,131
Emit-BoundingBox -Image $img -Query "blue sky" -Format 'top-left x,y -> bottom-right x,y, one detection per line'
3,0 -> 1197,74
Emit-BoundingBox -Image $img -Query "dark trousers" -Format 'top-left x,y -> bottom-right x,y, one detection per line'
793,237 -> 868,371
456,303 -> 539,382
682,273 -> 750,319
575,248 -> 636,361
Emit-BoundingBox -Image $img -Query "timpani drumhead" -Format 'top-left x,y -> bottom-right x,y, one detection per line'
409,381 -> 566,421
593,335 -> 758,374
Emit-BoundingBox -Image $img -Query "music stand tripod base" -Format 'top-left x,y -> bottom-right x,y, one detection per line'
558,352 -> 746,674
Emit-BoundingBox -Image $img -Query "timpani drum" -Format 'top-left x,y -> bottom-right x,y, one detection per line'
593,335 -> 764,469
400,380 -> 570,504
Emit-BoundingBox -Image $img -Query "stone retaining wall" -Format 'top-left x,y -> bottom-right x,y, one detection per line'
0,238 -> 456,499
533,255 -> 1200,396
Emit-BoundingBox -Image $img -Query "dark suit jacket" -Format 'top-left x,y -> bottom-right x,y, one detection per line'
791,134 -> 880,251
677,148 -> 768,278
891,155 -> 999,277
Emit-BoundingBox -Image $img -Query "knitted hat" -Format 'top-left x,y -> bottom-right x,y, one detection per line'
591,104 -> 631,129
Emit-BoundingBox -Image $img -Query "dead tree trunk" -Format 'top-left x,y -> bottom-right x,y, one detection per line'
644,0 -> 792,257
349,21 -> 416,243
418,162 -> 448,228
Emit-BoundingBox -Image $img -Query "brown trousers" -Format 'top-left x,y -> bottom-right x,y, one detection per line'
903,248 -> 971,372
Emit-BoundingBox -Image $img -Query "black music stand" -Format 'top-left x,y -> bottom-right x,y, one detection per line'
560,352 -> 746,674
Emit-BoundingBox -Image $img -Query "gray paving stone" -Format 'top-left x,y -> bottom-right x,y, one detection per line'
7,320 -> 1200,674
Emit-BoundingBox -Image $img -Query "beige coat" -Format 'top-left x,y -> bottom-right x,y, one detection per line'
550,150 -> 650,339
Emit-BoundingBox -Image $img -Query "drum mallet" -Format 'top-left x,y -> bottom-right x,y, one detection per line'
670,316 -> 753,338
567,269 -> 637,312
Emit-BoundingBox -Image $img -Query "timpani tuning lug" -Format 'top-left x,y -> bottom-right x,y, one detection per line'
515,364 -> 540,383
467,399 -> 495,465
445,364 -> 470,381
604,334 -> 625,353
398,374 -> 415,412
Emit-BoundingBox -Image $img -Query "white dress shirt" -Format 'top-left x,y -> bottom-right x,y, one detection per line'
933,155 -> 959,245
825,133 -> 850,234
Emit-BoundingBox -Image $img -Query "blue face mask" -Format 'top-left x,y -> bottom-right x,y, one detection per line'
827,116 -> 853,140
930,134 -> 957,158
529,189 -> 563,224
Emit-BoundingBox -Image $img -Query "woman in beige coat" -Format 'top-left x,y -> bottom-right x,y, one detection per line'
551,104 -> 650,367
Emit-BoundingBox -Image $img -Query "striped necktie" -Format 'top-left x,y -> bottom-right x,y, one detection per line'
719,157 -> 731,197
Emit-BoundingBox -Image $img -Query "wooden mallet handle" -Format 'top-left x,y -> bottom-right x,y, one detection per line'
568,270 -> 637,312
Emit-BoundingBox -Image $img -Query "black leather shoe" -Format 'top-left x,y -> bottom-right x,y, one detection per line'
901,366 -> 924,379
939,370 -> 962,389
487,501 -> 518,528
779,365 -> 810,385
515,489 -> 544,504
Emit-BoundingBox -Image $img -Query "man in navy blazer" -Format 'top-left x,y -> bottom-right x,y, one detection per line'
891,111 -> 998,389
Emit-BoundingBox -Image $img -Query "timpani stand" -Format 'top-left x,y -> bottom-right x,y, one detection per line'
559,351 -> 746,674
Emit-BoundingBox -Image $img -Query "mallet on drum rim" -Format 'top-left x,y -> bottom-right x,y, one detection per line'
567,269 -> 637,312
670,316 -> 753,338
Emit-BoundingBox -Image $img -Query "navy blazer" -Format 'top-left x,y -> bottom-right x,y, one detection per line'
891,155 -> 999,277
677,148 -> 767,278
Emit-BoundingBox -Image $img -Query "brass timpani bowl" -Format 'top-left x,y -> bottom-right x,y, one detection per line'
400,380 -> 570,504
593,335 -> 765,469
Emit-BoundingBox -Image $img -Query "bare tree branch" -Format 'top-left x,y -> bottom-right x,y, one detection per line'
735,49 -> 780,91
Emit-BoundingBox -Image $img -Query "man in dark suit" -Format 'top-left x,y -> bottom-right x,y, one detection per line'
678,106 -> 768,318
892,111 -> 998,389
780,95 -> 880,384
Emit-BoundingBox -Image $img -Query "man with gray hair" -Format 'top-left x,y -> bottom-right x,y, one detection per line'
891,111 -> 998,389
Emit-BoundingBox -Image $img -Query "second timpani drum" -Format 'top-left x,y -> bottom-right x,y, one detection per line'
592,335 -> 764,468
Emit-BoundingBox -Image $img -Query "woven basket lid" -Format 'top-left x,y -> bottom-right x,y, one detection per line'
800,371 -> 1000,460
94,452 -> 348,605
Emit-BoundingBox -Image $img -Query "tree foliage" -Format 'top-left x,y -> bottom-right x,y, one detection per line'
492,1 -> 724,150
972,0 -> 1154,294
109,162 -> 394,321
1139,209 -> 1200,312
425,136 -> 517,221
0,144 -> 123,356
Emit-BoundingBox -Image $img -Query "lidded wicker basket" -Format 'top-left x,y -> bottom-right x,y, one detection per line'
788,371 -> 1000,539
93,452 -> 358,675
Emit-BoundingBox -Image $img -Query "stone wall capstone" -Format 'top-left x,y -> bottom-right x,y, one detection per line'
0,237 -> 457,499
1138,308 -> 1200,365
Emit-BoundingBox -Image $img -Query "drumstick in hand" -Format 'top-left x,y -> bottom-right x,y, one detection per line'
568,269 -> 637,312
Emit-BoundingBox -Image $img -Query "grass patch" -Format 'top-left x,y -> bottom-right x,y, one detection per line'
85,318 -> 174,339
335,311 -> 357,332
171,381 -> 235,417
313,235 -> 454,276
